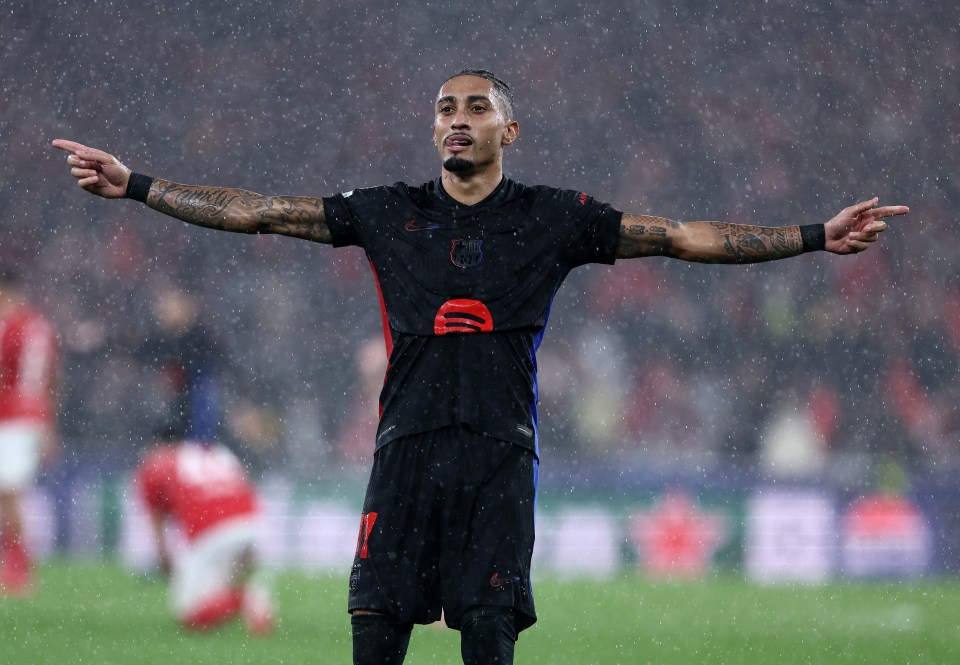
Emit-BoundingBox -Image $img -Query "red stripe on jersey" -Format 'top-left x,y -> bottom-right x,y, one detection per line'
366,256 -> 393,419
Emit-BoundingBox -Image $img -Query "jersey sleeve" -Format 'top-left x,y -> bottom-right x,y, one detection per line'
322,193 -> 363,248
560,190 -> 623,267
322,185 -> 399,249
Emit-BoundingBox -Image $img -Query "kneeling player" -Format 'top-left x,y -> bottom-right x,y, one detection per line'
134,427 -> 273,634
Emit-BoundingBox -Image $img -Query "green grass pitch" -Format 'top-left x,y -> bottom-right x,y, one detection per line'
2,560 -> 959,664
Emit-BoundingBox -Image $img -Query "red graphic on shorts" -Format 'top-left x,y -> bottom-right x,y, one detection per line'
355,512 -> 378,559
434,299 -> 494,335
578,192 -> 588,205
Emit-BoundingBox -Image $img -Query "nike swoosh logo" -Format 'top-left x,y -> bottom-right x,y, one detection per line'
489,572 -> 520,588
404,219 -> 441,232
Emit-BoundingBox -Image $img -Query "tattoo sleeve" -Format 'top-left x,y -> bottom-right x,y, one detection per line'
146,179 -> 333,244
617,214 -> 804,263
709,223 -> 803,263
617,215 -> 680,258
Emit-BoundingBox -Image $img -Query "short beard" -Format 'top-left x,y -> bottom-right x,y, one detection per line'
443,156 -> 475,173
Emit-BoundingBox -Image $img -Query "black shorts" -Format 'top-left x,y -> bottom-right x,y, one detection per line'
348,426 -> 538,632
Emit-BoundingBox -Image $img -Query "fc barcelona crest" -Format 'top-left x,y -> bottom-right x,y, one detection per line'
450,238 -> 484,269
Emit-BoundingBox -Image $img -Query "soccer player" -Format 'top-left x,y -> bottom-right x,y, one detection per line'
0,269 -> 59,596
52,69 -> 908,664
134,422 -> 274,634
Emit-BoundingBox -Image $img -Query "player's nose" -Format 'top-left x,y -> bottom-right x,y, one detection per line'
450,110 -> 470,129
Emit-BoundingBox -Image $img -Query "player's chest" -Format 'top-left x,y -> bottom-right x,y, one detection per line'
374,208 -> 556,275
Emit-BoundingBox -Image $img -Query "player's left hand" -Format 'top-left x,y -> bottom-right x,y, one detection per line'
824,197 -> 909,255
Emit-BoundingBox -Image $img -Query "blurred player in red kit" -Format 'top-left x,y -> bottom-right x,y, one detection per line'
134,421 -> 274,634
0,268 -> 59,596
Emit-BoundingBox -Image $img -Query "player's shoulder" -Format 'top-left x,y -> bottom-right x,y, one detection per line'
337,181 -> 420,202
3,304 -> 50,328
530,182 -> 599,203
140,444 -> 177,468
329,182 -> 428,223
516,182 -> 614,216
135,445 -> 177,486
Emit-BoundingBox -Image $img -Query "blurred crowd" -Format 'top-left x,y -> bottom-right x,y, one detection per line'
4,1 -> 958,481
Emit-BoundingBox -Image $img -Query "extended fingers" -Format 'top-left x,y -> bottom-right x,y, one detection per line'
870,205 -> 910,219
52,138 -> 96,160
849,197 -> 880,214
52,138 -> 113,164
51,138 -> 86,153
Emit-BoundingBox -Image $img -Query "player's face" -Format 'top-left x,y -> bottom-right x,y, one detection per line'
434,75 -> 518,174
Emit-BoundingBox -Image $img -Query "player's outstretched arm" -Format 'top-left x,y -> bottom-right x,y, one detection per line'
51,139 -> 333,244
616,213 -> 806,262
615,198 -> 908,262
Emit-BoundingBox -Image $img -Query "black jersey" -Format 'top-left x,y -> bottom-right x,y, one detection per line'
323,177 -> 621,454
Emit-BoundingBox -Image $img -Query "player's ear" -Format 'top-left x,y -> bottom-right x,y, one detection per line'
501,120 -> 519,147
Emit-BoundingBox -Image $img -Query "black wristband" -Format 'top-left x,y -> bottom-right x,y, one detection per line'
125,172 -> 154,203
799,224 -> 826,252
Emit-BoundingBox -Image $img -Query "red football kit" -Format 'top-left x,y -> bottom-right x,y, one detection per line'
0,304 -> 58,425
0,303 -> 58,594
136,442 -> 259,541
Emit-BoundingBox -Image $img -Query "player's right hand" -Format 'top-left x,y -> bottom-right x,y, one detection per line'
51,139 -> 132,199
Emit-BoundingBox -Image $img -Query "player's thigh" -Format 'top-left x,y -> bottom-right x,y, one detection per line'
441,439 -> 538,630
0,421 -> 42,492
171,518 -> 258,614
349,437 -> 445,623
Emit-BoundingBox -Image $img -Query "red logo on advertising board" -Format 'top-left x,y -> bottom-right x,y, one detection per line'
629,490 -> 727,579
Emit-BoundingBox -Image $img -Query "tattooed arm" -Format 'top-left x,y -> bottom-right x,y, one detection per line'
144,179 -> 331,243
616,215 -> 803,263
51,139 -> 332,243
616,199 -> 909,262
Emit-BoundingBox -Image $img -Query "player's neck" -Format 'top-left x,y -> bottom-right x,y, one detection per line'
439,165 -> 504,206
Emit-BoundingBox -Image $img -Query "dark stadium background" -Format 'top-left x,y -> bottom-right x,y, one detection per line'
4,1 -> 958,572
